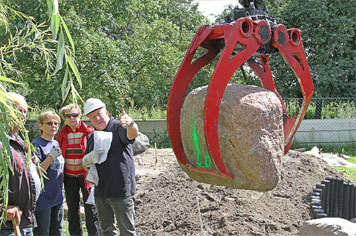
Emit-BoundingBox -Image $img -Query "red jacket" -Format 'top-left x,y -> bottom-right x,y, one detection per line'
57,120 -> 94,191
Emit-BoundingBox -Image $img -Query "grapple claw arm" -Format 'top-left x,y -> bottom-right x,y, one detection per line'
204,18 -> 270,178
167,25 -> 220,170
271,25 -> 314,151
247,56 -> 286,111
168,18 -> 273,179
168,15 -> 314,181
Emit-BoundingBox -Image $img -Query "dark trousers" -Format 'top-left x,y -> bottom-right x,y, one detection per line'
0,228 -> 32,236
64,174 -> 100,236
95,196 -> 136,236
34,203 -> 64,236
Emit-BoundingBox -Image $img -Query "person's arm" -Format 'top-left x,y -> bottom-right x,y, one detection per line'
0,144 -> 22,225
39,156 -> 54,173
120,108 -> 138,140
5,205 -> 22,225
38,145 -> 62,174
0,201 -> 22,225
126,122 -> 139,141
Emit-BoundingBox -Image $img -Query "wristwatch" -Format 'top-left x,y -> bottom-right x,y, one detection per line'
128,120 -> 135,127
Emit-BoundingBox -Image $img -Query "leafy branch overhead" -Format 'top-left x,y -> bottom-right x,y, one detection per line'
2,0 -> 353,115
47,0 -> 82,103
0,0 -> 82,223
0,5 -> 55,78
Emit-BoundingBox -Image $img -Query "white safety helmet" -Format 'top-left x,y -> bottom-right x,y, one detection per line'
83,98 -> 105,116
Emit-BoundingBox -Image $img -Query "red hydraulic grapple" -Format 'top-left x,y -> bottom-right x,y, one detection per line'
167,0 -> 314,180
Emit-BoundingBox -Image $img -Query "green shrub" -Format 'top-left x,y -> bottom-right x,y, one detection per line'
145,131 -> 171,149
284,98 -> 356,119
127,106 -> 167,120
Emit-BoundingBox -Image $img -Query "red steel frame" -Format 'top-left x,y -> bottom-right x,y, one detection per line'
167,17 -> 314,180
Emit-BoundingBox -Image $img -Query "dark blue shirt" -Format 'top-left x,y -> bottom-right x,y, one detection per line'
86,118 -> 136,198
32,137 -> 64,211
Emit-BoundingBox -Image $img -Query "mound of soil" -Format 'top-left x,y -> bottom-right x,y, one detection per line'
134,148 -> 350,235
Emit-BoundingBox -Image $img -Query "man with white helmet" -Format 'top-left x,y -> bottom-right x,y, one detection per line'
82,98 -> 138,236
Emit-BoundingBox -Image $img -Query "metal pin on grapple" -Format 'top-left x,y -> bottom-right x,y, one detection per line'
167,0 -> 314,180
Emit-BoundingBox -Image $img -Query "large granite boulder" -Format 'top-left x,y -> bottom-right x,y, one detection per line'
132,132 -> 150,156
299,218 -> 356,236
180,84 -> 284,191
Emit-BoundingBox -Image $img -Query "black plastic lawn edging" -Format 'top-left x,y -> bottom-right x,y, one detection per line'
311,177 -> 356,219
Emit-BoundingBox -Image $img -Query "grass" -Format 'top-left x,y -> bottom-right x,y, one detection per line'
333,155 -> 356,182
62,215 -> 88,236
62,218 -> 69,236
334,165 -> 356,182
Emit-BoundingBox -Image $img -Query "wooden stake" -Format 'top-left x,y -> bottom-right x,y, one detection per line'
155,142 -> 158,164
12,219 -> 20,236
196,196 -> 205,236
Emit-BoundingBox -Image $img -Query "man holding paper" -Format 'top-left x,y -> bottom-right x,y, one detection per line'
83,98 -> 138,236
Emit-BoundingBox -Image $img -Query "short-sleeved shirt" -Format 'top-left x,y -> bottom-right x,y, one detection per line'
32,137 -> 64,211
85,118 -> 135,198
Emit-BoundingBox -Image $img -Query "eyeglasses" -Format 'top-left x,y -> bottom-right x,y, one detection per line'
64,113 -> 79,119
45,121 -> 60,126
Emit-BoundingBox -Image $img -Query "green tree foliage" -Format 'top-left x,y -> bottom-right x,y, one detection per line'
2,0 -> 83,107
268,0 -> 356,118
0,0 -> 80,221
3,0 -> 355,116
6,0 -> 209,116
277,0 -> 356,98
213,0 -> 356,101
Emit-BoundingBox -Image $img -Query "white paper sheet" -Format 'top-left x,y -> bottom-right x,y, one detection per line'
93,131 -> 113,164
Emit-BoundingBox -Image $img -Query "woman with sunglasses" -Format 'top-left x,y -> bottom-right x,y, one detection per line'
57,104 -> 99,236
32,111 -> 65,236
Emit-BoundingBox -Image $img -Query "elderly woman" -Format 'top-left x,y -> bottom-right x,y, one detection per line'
32,111 -> 64,236
56,104 -> 99,236
0,92 -> 39,236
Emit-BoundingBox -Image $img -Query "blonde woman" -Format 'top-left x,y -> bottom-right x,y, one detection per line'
32,111 -> 64,236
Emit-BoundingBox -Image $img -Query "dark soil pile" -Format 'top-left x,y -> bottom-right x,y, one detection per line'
134,148 -> 350,236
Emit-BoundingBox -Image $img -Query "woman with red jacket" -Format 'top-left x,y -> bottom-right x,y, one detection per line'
57,103 -> 100,236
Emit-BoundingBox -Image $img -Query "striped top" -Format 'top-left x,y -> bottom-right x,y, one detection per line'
64,131 -> 85,176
